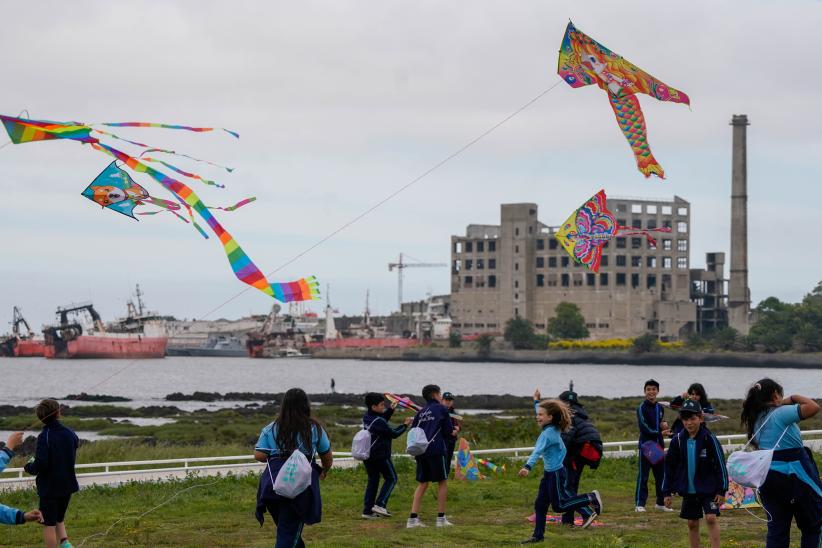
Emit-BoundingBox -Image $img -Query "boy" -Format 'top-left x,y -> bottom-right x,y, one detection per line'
407,384 -> 458,528
636,379 -> 672,512
662,400 -> 727,548
24,399 -> 79,548
1,432 -> 42,526
558,388 -> 603,526
361,393 -> 413,519
441,392 -> 459,475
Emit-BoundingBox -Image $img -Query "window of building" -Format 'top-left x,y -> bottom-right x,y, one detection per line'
548,257 -> 557,268
528,226 -> 533,234
514,262 -> 519,271
616,272 -> 626,286
647,204 -> 658,214
488,258 -> 496,270
561,256 -> 569,267
549,239 -> 558,250
515,228 -> 519,236
663,220 -> 672,229
488,275 -> 496,288
537,274 -> 545,287
515,293 -> 519,300
631,273 -> 640,288
677,257 -> 688,269
464,276 -> 473,286
631,237 -> 642,249
677,239 -> 688,252
537,239 -> 544,250
617,203 -> 627,212
616,255 -> 627,267
455,241 -> 462,253
475,276 -> 485,288
631,204 -> 642,213
677,221 -> 688,233
465,241 -> 473,253
647,274 -> 657,288
465,259 -> 472,271
477,241 -> 484,253
476,258 -> 484,270
631,256 -> 641,267
548,275 -> 558,287
632,219 -> 642,229
601,255 -> 609,267
663,256 -> 672,269
617,218 -> 627,227
536,257 -> 544,268
647,219 -> 657,229
488,241 -> 496,252
515,245 -> 519,253
662,274 -> 672,291
616,237 -> 626,249
600,273 -> 609,286
585,273 -> 594,286
515,307 -> 519,316
561,274 -> 569,287
573,274 -> 583,287
453,260 -> 461,273
514,280 -> 519,288
647,256 -> 657,268
663,239 -> 672,251
678,206 -> 688,216
662,205 -> 672,215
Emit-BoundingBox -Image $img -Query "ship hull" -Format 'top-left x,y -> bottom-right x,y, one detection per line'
44,335 -> 167,359
14,339 -> 46,357
166,347 -> 246,357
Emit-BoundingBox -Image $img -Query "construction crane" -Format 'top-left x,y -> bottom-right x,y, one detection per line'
388,253 -> 446,312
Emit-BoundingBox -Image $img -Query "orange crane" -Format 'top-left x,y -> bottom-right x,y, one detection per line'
388,253 -> 446,311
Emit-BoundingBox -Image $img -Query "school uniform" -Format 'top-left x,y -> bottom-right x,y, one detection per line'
636,399 -> 665,507
361,408 -> 407,514
411,400 -> 454,483
525,402 -> 596,540
754,404 -> 822,548
444,404 -> 458,474
662,424 -> 728,520
254,422 -> 331,548
0,447 -> 27,525
23,421 -> 79,527
560,403 -> 602,525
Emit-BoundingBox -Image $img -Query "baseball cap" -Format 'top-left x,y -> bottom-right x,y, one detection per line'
679,399 -> 702,415
558,390 -> 578,404
442,392 -> 455,400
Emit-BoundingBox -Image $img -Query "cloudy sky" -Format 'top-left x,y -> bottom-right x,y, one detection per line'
1,1 -> 820,329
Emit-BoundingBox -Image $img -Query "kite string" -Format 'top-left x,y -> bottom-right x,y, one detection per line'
198,80 -> 564,320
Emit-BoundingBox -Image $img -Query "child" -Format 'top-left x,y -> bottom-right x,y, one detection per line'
24,399 -> 79,548
518,392 -> 602,543
407,384 -> 458,529
1,432 -> 42,526
636,378 -> 672,512
669,383 -> 715,437
441,392 -> 459,475
662,399 -> 727,548
361,393 -> 413,519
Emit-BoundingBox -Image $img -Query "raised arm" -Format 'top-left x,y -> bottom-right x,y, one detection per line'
784,394 -> 820,420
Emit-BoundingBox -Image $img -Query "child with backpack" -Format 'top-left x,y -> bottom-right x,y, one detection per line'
662,399 -> 728,548
518,391 -> 602,544
406,384 -> 458,528
357,393 -> 413,519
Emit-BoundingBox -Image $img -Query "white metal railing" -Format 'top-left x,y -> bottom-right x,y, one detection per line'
3,429 -> 822,485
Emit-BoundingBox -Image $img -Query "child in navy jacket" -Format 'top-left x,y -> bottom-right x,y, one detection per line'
636,378 -> 672,512
662,399 -> 727,548
361,393 -> 412,519
24,399 -> 79,548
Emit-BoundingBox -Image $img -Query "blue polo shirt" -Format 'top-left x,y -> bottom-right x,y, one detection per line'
686,438 -> 697,494
755,404 -> 821,497
255,422 -> 331,458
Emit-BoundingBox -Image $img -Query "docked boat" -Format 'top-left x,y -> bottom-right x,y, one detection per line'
0,306 -> 46,357
166,334 -> 247,357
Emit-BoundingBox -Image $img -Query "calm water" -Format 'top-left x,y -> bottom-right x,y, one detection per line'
1,356 -> 819,407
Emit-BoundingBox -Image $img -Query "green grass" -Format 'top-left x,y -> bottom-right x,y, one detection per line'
0,457 -> 793,547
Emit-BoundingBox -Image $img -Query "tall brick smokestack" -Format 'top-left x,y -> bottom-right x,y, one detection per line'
728,114 -> 750,334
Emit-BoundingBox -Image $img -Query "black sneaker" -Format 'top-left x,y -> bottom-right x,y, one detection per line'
591,490 -> 603,515
520,537 -> 544,544
580,512 -> 598,529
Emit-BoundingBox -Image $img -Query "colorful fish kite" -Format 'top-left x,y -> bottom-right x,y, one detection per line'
0,114 -> 319,302
384,392 -> 422,412
555,189 -> 671,272
454,438 -> 483,481
557,21 -> 690,178
477,458 -> 505,474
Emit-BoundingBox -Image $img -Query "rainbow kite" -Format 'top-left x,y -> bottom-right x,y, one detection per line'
384,392 -> 422,412
478,458 -> 505,474
0,113 -> 319,302
455,438 -> 483,481
558,21 -> 690,178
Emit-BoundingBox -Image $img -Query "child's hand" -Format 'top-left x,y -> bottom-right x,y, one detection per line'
533,389 -> 541,401
403,417 -> 413,426
5,431 -> 23,450
663,496 -> 672,508
390,401 -> 398,410
452,425 -> 460,436
518,468 -> 529,478
713,494 -> 724,505
24,509 -> 42,523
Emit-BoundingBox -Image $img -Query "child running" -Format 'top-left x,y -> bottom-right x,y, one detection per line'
361,393 -> 413,519
662,399 -> 728,548
518,390 -> 602,543
24,399 -> 79,548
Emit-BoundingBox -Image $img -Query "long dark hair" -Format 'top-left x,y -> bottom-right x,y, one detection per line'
741,378 -> 783,443
275,388 -> 318,454
687,383 -> 712,410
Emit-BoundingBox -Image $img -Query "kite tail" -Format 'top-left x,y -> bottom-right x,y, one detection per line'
618,226 -> 672,248
140,156 -> 225,188
607,91 -> 664,179
99,122 -> 239,139
89,141 -> 318,303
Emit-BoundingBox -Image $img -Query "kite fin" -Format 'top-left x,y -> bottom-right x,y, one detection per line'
607,91 -> 665,179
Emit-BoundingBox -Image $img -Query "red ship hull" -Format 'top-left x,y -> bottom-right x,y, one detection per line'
14,339 -> 46,357
44,335 -> 167,359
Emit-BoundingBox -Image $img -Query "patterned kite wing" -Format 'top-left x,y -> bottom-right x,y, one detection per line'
554,190 -> 615,273
82,161 -> 149,219
0,114 -> 93,144
455,438 -> 482,481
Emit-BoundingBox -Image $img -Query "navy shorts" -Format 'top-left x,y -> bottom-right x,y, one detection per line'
415,454 -> 448,483
680,494 -> 720,520
40,495 -> 71,526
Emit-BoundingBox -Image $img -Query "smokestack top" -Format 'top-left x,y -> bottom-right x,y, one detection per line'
730,114 -> 750,126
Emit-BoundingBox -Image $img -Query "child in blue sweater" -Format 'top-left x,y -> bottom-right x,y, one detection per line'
518,390 -> 602,543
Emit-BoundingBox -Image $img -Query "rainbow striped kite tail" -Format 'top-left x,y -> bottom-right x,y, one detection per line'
305,276 -> 322,300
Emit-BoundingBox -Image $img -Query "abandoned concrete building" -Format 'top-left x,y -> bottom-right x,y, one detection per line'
450,198 -> 729,341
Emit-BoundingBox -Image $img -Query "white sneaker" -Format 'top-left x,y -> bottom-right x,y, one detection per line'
591,490 -> 603,515
580,512 -> 597,529
406,517 -> 426,528
372,505 -> 391,517
436,515 -> 454,527
635,506 -> 646,512
361,513 -> 379,520
654,504 -> 675,512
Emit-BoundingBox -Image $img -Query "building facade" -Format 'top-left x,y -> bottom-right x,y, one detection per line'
450,198 -> 699,340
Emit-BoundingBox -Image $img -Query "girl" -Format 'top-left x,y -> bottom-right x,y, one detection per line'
254,388 -> 333,548
740,378 -> 821,548
670,383 -> 715,436
518,390 -> 602,543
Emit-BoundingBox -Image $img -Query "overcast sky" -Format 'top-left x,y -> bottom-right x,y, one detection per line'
1,1 -> 820,329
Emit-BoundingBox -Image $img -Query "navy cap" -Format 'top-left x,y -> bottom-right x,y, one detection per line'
558,390 -> 578,404
442,392 -> 455,400
679,399 -> 702,414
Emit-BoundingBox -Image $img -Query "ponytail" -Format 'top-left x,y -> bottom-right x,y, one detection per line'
740,378 -> 783,445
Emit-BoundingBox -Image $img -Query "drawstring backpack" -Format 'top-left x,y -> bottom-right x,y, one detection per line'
406,426 -> 440,457
727,409 -> 791,489
351,419 -> 379,461
270,429 -> 316,499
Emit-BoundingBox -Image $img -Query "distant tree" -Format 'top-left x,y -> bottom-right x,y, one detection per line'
547,302 -> 590,340
748,297 -> 798,352
686,332 -> 708,350
448,331 -> 462,348
710,327 -> 742,351
475,334 -> 493,358
504,317 -> 537,350
632,333 -> 660,354
531,333 -> 550,350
